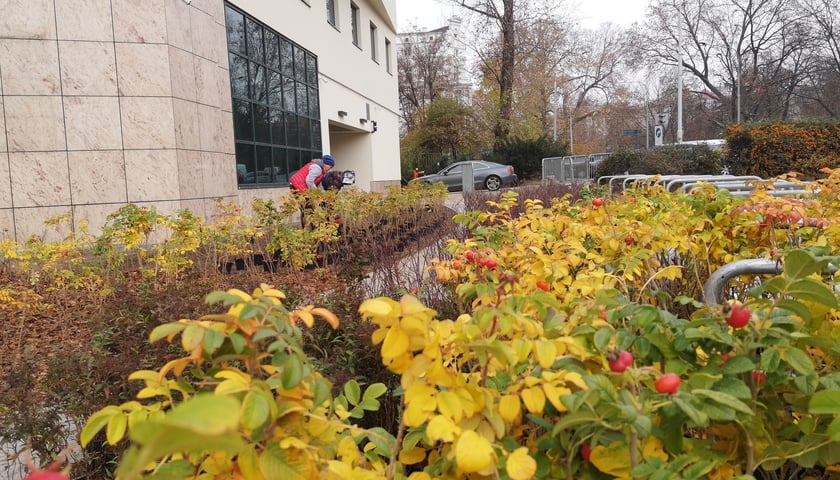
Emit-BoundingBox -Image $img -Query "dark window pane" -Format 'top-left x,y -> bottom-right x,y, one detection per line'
256,146 -> 272,183
273,148 -> 288,183
225,6 -> 246,54
250,63 -> 266,103
270,108 -> 285,145
308,86 -> 319,117
236,142 -> 255,184
296,81 -> 308,116
266,32 -> 279,69
280,38 -> 294,77
312,121 -> 322,150
267,71 -> 282,106
306,54 -> 317,84
294,46 -> 306,81
232,99 -> 253,141
285,111 -> 299,147
290,150 -> 306,171
254,104 -> 270,143
298,116 -> 310,148
282,76 -> 296,111
229,54 -> 248,98
245,18 -> 264,61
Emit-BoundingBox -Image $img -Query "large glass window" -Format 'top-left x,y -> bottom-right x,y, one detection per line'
225,3 -> 321,187
326,0 -> 336,27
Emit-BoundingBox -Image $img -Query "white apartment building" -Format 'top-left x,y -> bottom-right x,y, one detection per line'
0,0 -> 400,242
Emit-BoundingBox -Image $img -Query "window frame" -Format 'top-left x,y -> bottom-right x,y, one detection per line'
350,2 -> 360,47
326,0 -> 337,27
384,38 -> 392,73
369,22 -> 378,62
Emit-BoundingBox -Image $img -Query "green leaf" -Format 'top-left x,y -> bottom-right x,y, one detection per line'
282,354 -> 304,390
826,416 -> 840,441
775,299 -> 812,322
787,278 -> 839,309
366,427 -> 396,455
760,348 -> 781,373
782,250 -> 824,279
229,332 -> 247,354
722,355 -> 755,375
593,327 -> 612,351
784,347 -> 815,376
712,377 -> 751,400
203,329 -> 225,355
258,442 -> 314,480
161,393 -> 241,436
363,383 -> 388,401
344,380 -> 361,405
693,389 -> 754,415
672,395 -> 709,427
106,412 -> 128,445
810,390 -> 840,414
80,406 -> 121,447
241,391 -> 271,431
149,322 -> 186,344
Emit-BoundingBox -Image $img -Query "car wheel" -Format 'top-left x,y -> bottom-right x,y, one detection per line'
485,175 -> 502,191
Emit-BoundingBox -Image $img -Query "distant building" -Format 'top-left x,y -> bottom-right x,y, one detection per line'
0,0 -> 400,242
397,16 -> 472,115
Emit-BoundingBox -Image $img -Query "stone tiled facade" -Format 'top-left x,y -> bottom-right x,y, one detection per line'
0,0 -> 401,243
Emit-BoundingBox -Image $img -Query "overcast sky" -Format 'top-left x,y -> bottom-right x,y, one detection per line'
396,0 -> 651,32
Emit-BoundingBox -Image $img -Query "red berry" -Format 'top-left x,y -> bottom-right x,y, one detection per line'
25,473 -> 69,480
536,280 -> 550,291
485,259 -> 497,269
752,370 -> 766,385
608,350 -> 633,373
452,261 -> 461,270
581,443 -> 592,461
478,258 -> 488,267
409,287 -> 418,294
624,236 -> 633,245
655,373 -> 681,394
629,196 -> 637,203
465,250 -> 477,262
592,198 -> 604,207
726,304 -> 751,329
618,350 -> 633,367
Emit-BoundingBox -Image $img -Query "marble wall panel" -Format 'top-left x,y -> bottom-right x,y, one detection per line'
191,8 -> 224,65
202,152 -> 237,197
55,0 -> 114,41
0,209 -> 13,240
0,39 -> 61,95
68,151 -> 128,204
177,149 -> 204,198
190,0 -> 224,25
116,43 -> 172,97
195,56 -> 227,108
0,0 -> 56,39
124,149 -> 180,202
120,97 -> 176,150
5,96 -> 66,152
173,98 -> 201,150
59,41 -> 118,96
0,152 -> 10,208
64,97 -> 123,151
164,0 -> 193,51
169,46 -> 198,102
72,203 -> 116,237
112,0 -> 167,43
8,151 -> 70,207
0,96 -> 6,153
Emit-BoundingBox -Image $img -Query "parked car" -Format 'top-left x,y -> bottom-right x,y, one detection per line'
409,161 -> 518,192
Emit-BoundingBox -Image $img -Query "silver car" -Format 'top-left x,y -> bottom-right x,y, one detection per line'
410,161 -> 518,192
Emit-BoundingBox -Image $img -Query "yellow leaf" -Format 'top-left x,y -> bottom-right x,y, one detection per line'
295,309 -> 315,328
228,288 -> 252,301
498,395 -> 521,422
400,295 -> 432,316
311,307 -> 340,329
382,326 -> 410,359
590,441 -> 631,479
426,415 -> 460,442
520,387 -> 546,415
542,383 -> 571,412
408,472 -> 432,480
534,340 -> 557,369
437,390 -> 464,423
455,430 -> 496,474
359,298 -> 395,317
399,447 -> 427,465
643,436 -> 669,462
506,447 -> 537,480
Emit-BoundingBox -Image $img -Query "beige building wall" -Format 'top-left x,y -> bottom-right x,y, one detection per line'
0,0 -> 400,242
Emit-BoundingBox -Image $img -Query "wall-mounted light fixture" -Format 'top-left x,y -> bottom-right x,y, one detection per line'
338,110 -> 347,117
359,118 -> 368,125
371,120 -> 378,133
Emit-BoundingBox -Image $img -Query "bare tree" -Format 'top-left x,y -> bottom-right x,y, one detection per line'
398,30 -> 459,132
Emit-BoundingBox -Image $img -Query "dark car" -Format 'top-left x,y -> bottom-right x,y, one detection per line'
410,161 -> 518,192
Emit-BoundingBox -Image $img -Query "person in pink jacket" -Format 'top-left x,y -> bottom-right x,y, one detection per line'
289,154 -> 335,191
